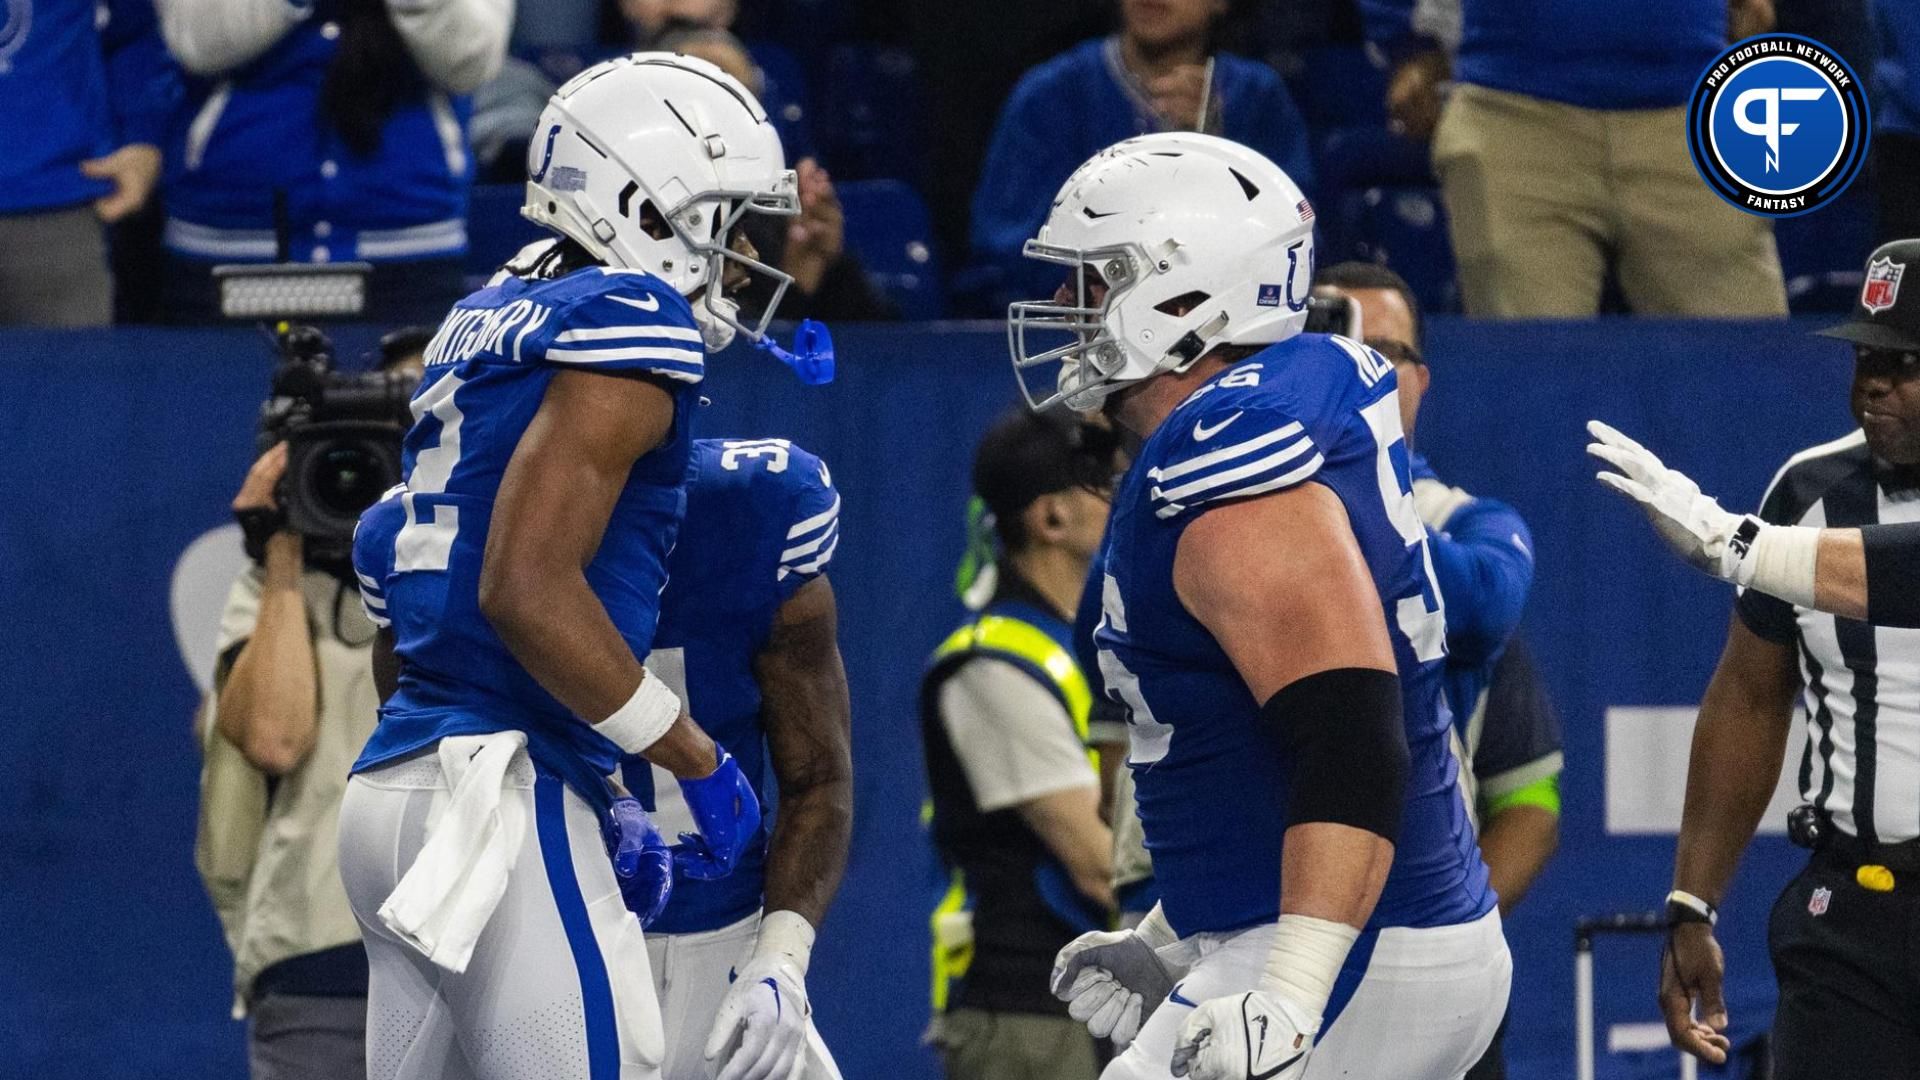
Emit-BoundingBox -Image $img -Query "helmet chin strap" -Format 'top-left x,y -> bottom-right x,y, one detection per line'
693,295 -> 739,352
1166,310 -> 1232,373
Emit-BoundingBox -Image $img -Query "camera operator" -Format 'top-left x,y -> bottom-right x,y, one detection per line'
203,331 -> 420,1080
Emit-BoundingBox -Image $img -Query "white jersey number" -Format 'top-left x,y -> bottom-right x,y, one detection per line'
1096,572 -> 1176,765
1359,392 -> 1448,663
719,438 -> 792,473
395,374 -> 466,573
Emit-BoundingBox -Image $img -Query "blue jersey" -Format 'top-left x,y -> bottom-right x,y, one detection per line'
350,264 -> 708,806
1409,452 -> 1535,741
1093,334 -> 1492,937
616,438 -> 841,934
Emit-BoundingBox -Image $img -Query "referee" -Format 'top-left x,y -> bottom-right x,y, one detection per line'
1591,240 -> 1920,629
1597,240 -> 1920,1076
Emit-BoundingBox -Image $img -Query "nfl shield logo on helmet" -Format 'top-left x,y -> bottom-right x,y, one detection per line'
1256,284 -> 1283,308
1863,257 -> 1905,314
1808,886 -> 1832,916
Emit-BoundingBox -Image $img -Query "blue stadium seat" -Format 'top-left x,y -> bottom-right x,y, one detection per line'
465,183 -> 544,285
747,41 -> 818,163
1325,184 -> 1459,315
836,179 -> 945,320
748,40 -> 809,104
816,45 -> 927,186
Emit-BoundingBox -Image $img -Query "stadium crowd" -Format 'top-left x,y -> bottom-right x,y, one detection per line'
6,0 -> 1917,329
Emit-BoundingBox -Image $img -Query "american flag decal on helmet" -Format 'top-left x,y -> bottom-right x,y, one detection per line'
1297,199 -> 1315,222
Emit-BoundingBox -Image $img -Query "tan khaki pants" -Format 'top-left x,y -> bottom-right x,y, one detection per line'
0,205 -> 111,327
931,1009 -> 1099,1080
1433,82 -> 1788,318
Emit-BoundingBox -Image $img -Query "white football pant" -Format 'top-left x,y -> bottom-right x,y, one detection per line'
647,912 -> 844,1080
1103,909 -> 1511,1080
339,749 -> 667,1080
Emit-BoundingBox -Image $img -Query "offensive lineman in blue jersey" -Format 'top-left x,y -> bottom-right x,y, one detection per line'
625,438 -> 851,1080
336,55 -> 809,1080
1010,133 -> 1509,1080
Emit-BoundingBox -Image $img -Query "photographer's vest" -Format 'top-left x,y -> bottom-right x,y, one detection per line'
197,566 -> 381,1015
920,583 -> 1103,1016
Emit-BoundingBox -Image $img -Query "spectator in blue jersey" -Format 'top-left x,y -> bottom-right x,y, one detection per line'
0,0 -> 178,326
1317,261 -> 1559,1080
968,0 -> 1315,305
153,0 -> 511,324
1363,0 -> 1788,317
1873,0 -> 1920,243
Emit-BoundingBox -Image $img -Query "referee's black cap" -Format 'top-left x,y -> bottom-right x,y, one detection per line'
1815,239 -> 1920,353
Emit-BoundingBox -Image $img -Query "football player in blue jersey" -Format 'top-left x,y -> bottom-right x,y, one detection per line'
1011,133 -> 1510,1080
335,54 -> 804,1080
356,435 -> 851,1080
624,437 -> 851,1080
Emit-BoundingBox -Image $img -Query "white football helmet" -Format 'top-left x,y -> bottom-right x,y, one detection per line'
522,52 -> 797,351
1008,132 -> 1317,413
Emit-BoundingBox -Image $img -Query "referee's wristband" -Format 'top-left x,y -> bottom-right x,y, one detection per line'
1665,889 -> 1718,928
592,673 -> 682,755
1724,517 -> 1819,610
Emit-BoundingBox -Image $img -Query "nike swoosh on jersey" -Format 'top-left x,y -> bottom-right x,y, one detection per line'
1253,1051 -> 1305,1080
1193,411 -> 1243,441
1169,983 -> 1199,1007
611,293 -> 662,312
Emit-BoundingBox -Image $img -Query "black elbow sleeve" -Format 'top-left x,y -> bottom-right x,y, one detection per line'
1260,667 -> 1409,843
1863,522 -> 1920,628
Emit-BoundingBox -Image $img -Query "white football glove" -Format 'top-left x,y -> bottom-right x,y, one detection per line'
1051,924 -> 1183,1048
1170,991 -> 1319,1080
1586,420 -> 1749,580
704,914 -> 814,1080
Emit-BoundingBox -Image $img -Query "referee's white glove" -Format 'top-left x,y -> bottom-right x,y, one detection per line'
1587,420 -> 1746,579
1051,906 -> 1185,1048
1589,420 -> 1823,608
704,911 -> 813,1080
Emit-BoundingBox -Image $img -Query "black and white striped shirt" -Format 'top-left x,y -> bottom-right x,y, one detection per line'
1739,430 -> 1920,845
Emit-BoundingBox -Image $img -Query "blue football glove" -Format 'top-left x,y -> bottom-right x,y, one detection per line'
602,796 -> 673,927
673,747 -> 763,881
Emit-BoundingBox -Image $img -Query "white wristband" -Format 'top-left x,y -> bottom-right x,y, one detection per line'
1728,518 -> 1820,610
1260,914 -> 1360,1016
592,673 -> 682,755
1135,902 -> 1179,950
1666,889 -> 1719,927
754,909 -> 817,977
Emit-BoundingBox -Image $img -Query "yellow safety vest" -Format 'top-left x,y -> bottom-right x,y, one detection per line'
924,612 -> 1097,1012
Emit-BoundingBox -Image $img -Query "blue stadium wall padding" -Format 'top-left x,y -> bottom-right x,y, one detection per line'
0,319 -> 1849,1079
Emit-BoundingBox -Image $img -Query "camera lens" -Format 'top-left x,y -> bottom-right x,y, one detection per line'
308,440 -> 393,519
